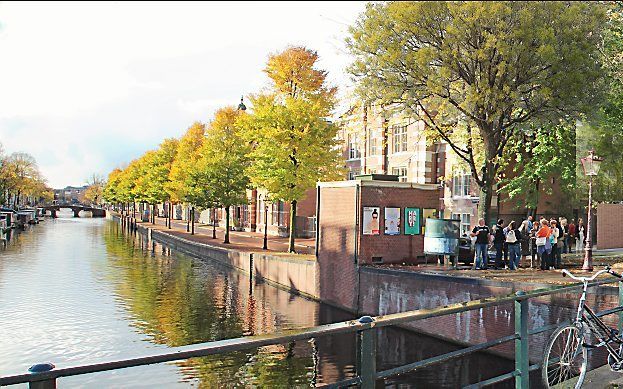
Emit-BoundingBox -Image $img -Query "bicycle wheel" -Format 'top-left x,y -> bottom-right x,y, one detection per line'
542,324 -> 588,388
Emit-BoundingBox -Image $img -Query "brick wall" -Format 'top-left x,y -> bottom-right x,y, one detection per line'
359,267 -> 619,361
358,185 -> 440,265
597,203 -> 623,249
317,186 -> 359,311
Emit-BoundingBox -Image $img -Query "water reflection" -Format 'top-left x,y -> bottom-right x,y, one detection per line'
0,216 -> 518,388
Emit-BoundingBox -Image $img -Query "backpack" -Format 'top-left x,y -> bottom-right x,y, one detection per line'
506,229 -> 517,243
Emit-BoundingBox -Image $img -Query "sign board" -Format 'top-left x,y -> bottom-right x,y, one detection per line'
362,206 -> 380,235
404,207 -> 421,235
423,218 -> 460,255
384,207 -> 401,235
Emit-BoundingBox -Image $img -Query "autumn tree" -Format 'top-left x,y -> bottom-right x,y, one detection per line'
103,168 -> 123,206
166,122 -> 206,204
84,173 -> 106,206
3,152 -> 42,207
244,46 -> 343,253
116,159 -> 142,216
134,138 -> 179,224
348,1 -> 606,222
188,107 -> 250,244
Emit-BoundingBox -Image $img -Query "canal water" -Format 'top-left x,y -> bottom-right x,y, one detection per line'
0,212 -> 516,388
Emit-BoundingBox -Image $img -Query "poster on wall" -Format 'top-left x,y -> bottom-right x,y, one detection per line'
404,207 -> 421,235
421,208 -> 438,234
384,207 -> 401,235
362,207 -> 380,235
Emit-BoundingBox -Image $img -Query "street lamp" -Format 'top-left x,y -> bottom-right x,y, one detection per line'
263,205 -> 269,250
259,194 -> 269,250
237,96 -> 247,111
580,149 -> 604,271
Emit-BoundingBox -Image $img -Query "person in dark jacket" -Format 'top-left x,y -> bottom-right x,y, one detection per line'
493,219 -> 506,269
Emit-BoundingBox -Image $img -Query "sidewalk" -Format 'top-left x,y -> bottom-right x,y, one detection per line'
136,215 -> 315,256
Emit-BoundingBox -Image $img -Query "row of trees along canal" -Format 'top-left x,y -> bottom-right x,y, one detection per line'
105,2 -> 623,250
0,144 -> 53,208
103,47 -> 344,253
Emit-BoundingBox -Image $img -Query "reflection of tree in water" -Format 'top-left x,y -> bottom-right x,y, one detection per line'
100,222 -> 512,388
101,222 -> 317,387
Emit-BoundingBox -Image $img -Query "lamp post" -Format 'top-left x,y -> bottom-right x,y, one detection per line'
580,149 -> 604,272
263,205 -> 269,250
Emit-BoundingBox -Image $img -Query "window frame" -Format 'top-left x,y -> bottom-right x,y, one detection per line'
391,125 -> 408,153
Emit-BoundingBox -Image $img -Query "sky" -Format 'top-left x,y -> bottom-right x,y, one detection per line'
0,1 -> 366,188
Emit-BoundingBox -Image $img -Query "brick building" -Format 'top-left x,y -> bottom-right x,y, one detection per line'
337,102 -> 570,235
317,177 -> 441,310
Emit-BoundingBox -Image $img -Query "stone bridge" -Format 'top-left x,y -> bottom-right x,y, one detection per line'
43,204 -> 106,218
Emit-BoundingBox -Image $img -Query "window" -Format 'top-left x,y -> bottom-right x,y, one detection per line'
271,201 -> 288,227
452,213 -> 471,237
452,171 -> 471,197
392,125 -> 408,153
392,166 -> 407,182
347,168 -> 361,180
348,133 -> 361,159
369,136 -> 378,156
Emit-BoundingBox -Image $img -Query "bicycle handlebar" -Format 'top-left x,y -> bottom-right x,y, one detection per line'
561,267 -> 623,282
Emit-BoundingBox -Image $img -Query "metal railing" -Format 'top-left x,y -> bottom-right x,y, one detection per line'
2,277 -> 623,388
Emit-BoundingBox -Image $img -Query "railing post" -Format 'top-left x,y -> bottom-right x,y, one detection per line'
619,281 -> 623,335
28,363 -> 56,389
514,291 -> 529,389
357,316 -> 376,389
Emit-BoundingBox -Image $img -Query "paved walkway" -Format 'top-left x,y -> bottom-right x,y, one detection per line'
582,363 -> 623,388
134,215 -> 315,256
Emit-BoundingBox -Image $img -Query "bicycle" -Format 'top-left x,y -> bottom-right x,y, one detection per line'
542,267 -> 623,388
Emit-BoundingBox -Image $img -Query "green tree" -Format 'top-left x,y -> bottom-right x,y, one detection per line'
348,1 -> 606,222
244,46 -> 343,253
499,122 -> 576,215
188,107 -> 250,244
579,2 -> 623,202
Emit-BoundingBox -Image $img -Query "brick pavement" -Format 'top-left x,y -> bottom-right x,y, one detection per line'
136,215 -> 316,256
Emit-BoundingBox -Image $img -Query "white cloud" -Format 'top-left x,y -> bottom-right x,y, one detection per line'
0,1 -> 365,188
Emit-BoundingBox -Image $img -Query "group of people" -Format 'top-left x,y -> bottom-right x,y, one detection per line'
470,215 -> 587,271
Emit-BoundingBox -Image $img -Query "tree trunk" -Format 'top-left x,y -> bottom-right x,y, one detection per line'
191,207 -> 195,235
477,160 -> 495,225
152,204 -> 155,224
477,128 -> 499,226
186,206 -> 190,232
168,202 -> 172,229
212,207 -> 217,239
224,207 -> 230,244
288,200 -> 297,253
532,178 -> 541,217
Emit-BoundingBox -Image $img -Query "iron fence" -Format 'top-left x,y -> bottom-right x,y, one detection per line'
2,277 -> 622,388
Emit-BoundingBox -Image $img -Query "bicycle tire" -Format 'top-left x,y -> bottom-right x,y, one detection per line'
542,324 -> 588,388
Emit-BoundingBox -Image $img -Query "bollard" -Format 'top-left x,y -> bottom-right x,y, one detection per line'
28,363 -> 56,389
514,291 -> 529,389
357,316 -> 376,389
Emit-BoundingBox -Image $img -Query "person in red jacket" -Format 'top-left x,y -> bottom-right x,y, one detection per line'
568,219 -> 576,252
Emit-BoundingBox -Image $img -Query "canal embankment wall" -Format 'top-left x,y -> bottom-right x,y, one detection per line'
112,214 -> 621,362
129,221 -> 320,301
